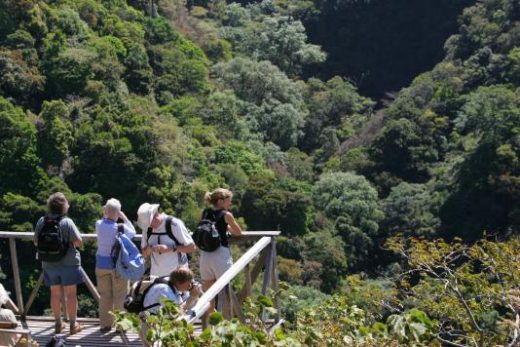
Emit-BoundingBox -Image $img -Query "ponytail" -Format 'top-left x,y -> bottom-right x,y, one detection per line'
205,188 -> 233,207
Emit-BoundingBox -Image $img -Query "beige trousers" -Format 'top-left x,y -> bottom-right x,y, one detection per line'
95,268 -> 129,327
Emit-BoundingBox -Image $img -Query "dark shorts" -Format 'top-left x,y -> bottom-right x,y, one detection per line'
43,265 -> 83,287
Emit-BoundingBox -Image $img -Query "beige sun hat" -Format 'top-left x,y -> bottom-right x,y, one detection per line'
136,202 -> 160,231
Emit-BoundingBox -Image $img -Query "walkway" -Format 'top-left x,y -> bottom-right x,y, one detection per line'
0,231 -> 280,346
22,317 -> 141,346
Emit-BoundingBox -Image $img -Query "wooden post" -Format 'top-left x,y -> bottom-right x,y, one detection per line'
220,285 -> 232,320
261,242 -> 274,296
9,238 -> 24,315
23,272 -> 44,318
229,289 -> 246,323
270,237 -> 281,322
227,284 -> 233,319
261,239 -> 275,322
79,266 -> 100,302
243,263 -> 252,301
239,249 -> 268,301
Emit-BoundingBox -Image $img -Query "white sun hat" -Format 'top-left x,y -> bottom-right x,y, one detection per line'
136,202 -> 160,231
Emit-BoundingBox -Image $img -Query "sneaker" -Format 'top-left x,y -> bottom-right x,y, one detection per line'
69,322 -> 83,335
55,321 -> 65,334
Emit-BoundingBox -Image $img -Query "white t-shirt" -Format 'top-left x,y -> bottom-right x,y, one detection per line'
141,215 -> 194,277
142,283 -> 189,314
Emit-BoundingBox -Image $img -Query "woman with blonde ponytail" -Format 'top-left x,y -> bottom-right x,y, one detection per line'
199,188 -> 241,326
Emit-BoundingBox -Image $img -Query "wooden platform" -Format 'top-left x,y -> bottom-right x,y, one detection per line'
21,317 -> 142,346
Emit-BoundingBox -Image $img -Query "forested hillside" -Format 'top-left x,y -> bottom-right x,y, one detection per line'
0,0 -> 519,345
303,0 -> 477,99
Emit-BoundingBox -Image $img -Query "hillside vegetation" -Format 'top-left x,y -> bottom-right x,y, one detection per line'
0,0 -> 519,345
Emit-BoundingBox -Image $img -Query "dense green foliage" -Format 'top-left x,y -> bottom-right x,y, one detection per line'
116,236 -> 520,345
302,0 -> 476,99
0,0 -> 519,344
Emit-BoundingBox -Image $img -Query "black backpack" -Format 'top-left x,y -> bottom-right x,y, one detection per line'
124,276 -> 171,313
193,209 -> 224,252
146,217 -> 190,264
37,215 -> 68,262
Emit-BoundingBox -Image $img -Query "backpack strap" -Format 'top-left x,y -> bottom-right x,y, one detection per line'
111,227 -> 123,267
146,216 -> 185,246
202,208 -> 225,222
146,217 -> 189,264
137,280 -> 163,311
215,209 -> 226,223
134,279 -> 144,296
165,217 -> 182,246
141,276 -> 172,311
146,227 -> 153,244
165,217 -> 190,264
143,302 -> 161,311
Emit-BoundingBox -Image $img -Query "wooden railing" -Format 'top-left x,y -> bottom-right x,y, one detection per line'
0,230 -> 280,324
184,233 -> 280,323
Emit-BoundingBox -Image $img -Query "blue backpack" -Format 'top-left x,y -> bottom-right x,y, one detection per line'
112,225 -> 145,281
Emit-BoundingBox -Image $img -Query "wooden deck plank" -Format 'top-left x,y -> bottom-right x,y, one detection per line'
23,318 -> 142,346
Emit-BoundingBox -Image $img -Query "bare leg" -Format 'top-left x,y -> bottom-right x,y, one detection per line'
64,285 -> 82,333
50,285 -> 64,332
50,285 -> 62,321
64,285 -> 78,323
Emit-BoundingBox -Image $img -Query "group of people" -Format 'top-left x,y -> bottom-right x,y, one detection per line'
31,188 -> 241,343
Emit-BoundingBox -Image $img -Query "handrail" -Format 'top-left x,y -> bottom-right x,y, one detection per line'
183,236 -> 273,323
0,231 -> 280,241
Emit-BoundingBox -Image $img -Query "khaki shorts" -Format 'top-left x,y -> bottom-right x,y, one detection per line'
200,246 -> 233,281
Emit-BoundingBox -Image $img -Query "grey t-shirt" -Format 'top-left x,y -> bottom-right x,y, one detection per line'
34,215 -> 82,268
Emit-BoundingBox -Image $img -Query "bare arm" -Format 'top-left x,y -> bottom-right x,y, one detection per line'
119,211 -> 136,238
176,243 -> 195,253
153,243 -> 195,254
142,245 -> 153,257
225,212 -> 242,236
68,218 -> 82,248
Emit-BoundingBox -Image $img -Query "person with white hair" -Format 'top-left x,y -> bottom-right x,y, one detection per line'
137,203 -> 195,277
0,283 -> 19,346
95,198 -> 136,332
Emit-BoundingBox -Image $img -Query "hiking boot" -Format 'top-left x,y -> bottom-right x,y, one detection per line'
55,321 -> 65,334
69,322 -> 82,335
